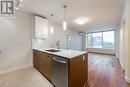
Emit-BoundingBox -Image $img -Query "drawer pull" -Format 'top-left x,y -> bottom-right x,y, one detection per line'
52,57 -> 66,64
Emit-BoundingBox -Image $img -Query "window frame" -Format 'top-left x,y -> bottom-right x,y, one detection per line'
87,33 -> 93,48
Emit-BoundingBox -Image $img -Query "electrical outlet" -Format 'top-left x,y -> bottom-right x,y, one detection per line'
83,55 -> 85,61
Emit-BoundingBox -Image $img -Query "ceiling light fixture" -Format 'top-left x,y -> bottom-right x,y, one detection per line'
74,17 -> 90,25
63,4 -> 67,30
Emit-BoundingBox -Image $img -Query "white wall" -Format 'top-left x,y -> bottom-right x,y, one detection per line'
32,17 -> 82,51
124,0 -> 130,83
0,11 -> 33,74
119,0 -> 130,83
115,29 -> 120,58
119,17 -> 126,70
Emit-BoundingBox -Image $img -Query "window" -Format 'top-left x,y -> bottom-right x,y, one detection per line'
103,31 -> 114,49
86,31 -> 115,49
87,34 -> 92,48
93,33 -> 102,48
67,33 -> 71,49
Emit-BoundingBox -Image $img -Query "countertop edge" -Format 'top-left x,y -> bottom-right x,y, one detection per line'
33,48 -> 88,59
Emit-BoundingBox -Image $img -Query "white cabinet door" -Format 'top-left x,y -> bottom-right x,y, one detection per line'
35,16 -> 48,38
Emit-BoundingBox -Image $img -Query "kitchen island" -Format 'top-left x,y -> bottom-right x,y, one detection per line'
33,48 -> 88,87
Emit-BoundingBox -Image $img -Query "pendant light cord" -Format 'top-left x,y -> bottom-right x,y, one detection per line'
63,0 -> 72,21
63,0 -> 72,30
63,5 -> 67,21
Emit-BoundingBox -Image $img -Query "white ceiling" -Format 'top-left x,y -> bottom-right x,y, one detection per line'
20,0 -> 125,31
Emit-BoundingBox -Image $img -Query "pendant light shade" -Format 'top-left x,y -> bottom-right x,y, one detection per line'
63,21 -> 67,30
63,5 -> 67,30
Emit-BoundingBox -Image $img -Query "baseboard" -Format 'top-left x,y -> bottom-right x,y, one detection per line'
0,64 -> 33,75
88,52 -> 115,55
118,58 -> 126,70
125,75 -> 130,83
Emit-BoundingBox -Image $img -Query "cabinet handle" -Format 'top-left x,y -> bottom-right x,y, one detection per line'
52,57 -> 67,64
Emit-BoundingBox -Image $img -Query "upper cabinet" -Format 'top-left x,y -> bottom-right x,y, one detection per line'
35,16 -> 48,38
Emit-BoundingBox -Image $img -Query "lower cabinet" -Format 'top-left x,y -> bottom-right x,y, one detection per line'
69,54 -> 88,87
33,49 -> 88,87
33,50 -> 52,81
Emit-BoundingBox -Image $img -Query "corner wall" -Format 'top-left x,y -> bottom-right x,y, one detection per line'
119,0 -> 130,83
125,0 -> 130,83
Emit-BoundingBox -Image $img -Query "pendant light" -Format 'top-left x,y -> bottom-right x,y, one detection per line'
50,14 -> 54,34
63,5 -> 67,30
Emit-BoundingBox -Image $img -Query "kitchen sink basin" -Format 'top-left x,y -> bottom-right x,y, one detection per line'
45,49 -> 61,52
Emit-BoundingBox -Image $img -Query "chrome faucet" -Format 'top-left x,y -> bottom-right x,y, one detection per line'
56,40 -> 60,50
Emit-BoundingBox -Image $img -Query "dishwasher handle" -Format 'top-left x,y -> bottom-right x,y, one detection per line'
52,57 -> 67,64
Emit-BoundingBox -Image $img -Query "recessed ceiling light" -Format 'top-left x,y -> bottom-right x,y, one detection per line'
74,17 -> 90,25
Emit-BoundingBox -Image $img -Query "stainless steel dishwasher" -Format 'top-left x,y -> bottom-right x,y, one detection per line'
52,56 -> 68,87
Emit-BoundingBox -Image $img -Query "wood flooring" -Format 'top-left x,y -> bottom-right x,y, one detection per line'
0,53 -> 128,87
87,53 -> 128,87
128,84 -> 130,87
